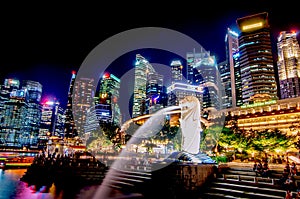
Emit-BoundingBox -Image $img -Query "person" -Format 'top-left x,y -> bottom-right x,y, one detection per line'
262,162 -> 270,178
296,191 -> 300,199
285,189 -> 293,199
279,173 -> 288,187
291,162 -> 297,176
253,162 -> 257,172
255,161 -> 263,176
284,175 -> 295,191
284,163 -> 291,176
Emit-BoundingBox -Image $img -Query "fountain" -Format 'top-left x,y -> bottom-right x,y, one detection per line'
92,96 -> 216,199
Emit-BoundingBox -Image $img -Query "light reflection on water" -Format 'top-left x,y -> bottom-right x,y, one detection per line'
0,169 -> 99,199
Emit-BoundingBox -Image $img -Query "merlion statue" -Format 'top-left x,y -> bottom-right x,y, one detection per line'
179,95 -> 201,155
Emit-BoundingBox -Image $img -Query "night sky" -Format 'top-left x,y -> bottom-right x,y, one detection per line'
1,2 -> 300,108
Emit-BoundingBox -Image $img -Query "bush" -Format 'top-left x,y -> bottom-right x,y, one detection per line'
212,155 -> 228,163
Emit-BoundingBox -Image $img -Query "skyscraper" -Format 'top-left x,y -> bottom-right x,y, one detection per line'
40,100 -> 65,138
233,52 -> 243,107
73,76 -> 95,139
222,28 -> 239,108
0,79 -> 28,148
146,71 -> 164,114
186,48 -> 206,85
167,82 -> 202,106
277,31 -> 300,99
97,72 -> 121,125
218,61 -> 231,109
170,60 -> 184,84
0,79 -> 20,114
132,54 -> 155,118
22,80 -> 43,147
193,54 -> 222,110
237,12 -> 278,104
64,71 -> 77,138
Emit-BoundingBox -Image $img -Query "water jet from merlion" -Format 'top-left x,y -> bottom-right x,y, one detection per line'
92,96 -> 215,199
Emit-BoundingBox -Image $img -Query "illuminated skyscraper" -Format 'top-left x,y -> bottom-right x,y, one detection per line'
186,48 -> 206,85
277,31 -> 300,99
97,72 -> 121,125
73,76 -> 95,139
0,79 -> 43,148
84,105 -> 100,136
64,71 -> 77,138
0,78 -> 28,148
233,52 -> 243,107
170,60 -> 183,84
146,71 -> 165,114
40,100 -> 65,137
219,28 -> 239,109
237,12 -> 278,104
167,82 -> 202,106
22,80 -> 43,147
193,54 -> 222,110
132,54 -> 155,118
218,61 -> 231,109
0,79 -> 20,113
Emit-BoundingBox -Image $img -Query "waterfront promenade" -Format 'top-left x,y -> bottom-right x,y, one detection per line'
3,148 -> 300,199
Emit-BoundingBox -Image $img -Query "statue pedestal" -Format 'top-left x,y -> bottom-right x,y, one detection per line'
148,161 -> 217,198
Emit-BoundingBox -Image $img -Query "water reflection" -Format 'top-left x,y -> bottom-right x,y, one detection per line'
0,169 -> 99,199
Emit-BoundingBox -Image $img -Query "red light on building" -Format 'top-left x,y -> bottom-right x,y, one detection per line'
103,73 -> 110,79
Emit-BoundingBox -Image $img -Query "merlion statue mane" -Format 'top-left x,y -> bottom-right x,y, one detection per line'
179,95 -> 202,155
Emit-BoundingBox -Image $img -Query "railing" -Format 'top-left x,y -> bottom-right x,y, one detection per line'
220,173 -> 278,185
123,164 -> 152,172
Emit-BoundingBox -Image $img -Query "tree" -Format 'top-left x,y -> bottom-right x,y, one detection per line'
225,112 -> 239,133
201,124 -> 224,153
251,129 -> 297,157
215,127 -> 297,160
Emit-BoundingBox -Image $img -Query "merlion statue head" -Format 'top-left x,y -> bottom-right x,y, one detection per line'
179,95 -> 200,121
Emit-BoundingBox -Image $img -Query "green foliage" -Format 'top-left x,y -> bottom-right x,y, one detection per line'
250,129 -> 297,153
201,123 -> 297,159
153,119 -> 180,141
211,155 -> 228,163
201,124 -> 223,151
87,134 -> 113,149
100,122 -> 120,142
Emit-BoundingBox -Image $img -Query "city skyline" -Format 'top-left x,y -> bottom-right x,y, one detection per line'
1,4 -> 300,108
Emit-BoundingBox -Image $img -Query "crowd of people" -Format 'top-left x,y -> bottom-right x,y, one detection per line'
253,161 -> 300,198
253,161 -> 271,177
279,162 -> 300,198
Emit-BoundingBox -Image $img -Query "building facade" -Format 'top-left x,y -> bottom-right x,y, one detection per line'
220,28 -> 239,108
277,31 -> 300,99
64,71 -> 78,138
22,80 -> 43,147
0,88 -> 28,148
40,100 -> 65,138
72,76 -> 95,139
146,71 -> 165,114
97,72 -> 121,125
236,12 -> 278,104
193,54 -> 222,111
132,54 -> 155,118
170,60 -> 184,84
0,79 -> 43,148
220,97 -> 300,134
